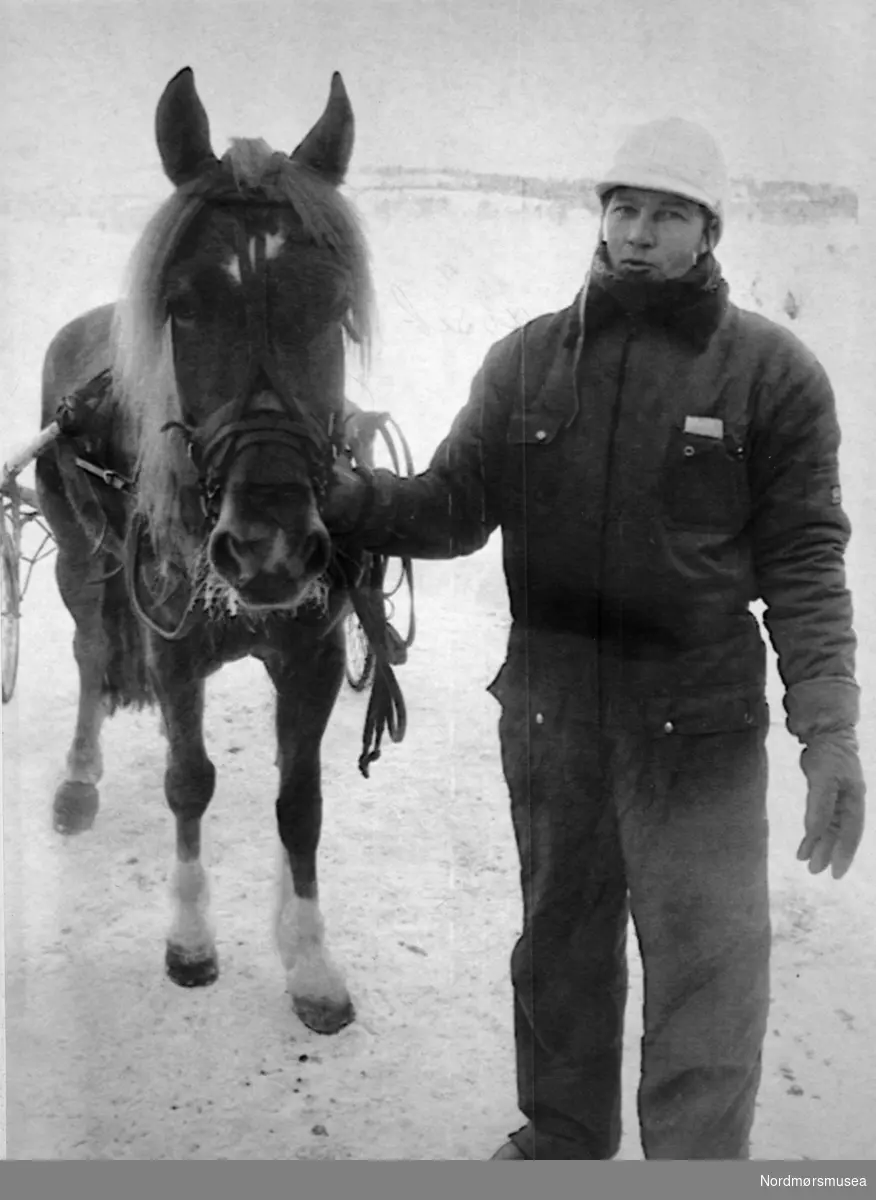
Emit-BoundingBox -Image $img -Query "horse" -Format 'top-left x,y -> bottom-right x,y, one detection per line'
34,67 -> 382,1035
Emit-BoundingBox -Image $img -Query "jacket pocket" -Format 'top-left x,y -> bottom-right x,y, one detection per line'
506,410 -> 565,446
645,690 -> 769,737
661,424 -> 749,532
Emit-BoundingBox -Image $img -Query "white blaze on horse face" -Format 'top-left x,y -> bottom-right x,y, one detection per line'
274,846 -> 350,1011
223,255 -> 242,284
222,230 -> 287,286
262,231 -> 287,262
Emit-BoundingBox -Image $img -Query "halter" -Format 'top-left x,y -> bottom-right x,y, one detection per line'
162,193 -> 345,526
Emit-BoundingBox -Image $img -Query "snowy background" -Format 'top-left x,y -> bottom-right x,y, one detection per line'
1,0 -> 875,1161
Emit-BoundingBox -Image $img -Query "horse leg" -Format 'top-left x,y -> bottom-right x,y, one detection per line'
52,558 -> 109,835
268,637 -> 354,1034
153,664 -> 219,987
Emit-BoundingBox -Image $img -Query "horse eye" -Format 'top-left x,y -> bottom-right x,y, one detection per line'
166,288 -> 200,326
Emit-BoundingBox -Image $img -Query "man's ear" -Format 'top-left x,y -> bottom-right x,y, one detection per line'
701,213 -> 719,253
598,198 -> 611,243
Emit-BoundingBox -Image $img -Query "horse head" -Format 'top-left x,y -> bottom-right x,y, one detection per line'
114,68 -> 373,614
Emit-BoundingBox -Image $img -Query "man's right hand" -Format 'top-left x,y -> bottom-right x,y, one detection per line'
321,458 -> 373,533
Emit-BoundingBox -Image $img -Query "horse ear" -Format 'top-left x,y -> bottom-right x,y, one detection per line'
290,72 -> 354,186
156,67 -> 219,187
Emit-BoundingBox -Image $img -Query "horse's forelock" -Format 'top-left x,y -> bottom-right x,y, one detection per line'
222,139 -> 375,363
224,137 -> 278,189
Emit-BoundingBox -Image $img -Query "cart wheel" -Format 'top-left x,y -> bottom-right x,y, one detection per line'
2,542 -> 20,704
344,611 -> 375,692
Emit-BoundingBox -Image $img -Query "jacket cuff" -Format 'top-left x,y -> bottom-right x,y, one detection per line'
784,677 -> 860,742
353,467 -> 403,548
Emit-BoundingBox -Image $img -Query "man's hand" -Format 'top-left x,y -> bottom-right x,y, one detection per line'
321,458 -> 372,534
798,730 -> 866,879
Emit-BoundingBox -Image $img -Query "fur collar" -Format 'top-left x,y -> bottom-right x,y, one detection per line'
565,244 -> 730,353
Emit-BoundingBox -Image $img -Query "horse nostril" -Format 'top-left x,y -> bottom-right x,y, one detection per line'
303,530 -> 331,576
210,530 -> 245,578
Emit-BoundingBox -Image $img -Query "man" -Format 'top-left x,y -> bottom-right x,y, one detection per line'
325,118 -> 866,1159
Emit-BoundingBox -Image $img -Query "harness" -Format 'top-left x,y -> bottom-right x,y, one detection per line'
51,185 -> 415,776
339,411 -> 416,775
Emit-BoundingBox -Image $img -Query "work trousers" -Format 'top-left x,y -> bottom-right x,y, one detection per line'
498,701 -> 771,1160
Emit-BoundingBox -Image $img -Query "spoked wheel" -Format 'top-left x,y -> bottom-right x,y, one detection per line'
1,540 -> 21,704
344,610 -> 375,692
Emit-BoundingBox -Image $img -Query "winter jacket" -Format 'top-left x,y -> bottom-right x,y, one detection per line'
353,264 -> 859,744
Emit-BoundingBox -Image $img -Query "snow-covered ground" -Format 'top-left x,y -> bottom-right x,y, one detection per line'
3,0 -> 876,1159
2,178 -> 874,1160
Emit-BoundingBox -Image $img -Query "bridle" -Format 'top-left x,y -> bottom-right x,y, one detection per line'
161,191 -> 345,529
122,184 -> 350,642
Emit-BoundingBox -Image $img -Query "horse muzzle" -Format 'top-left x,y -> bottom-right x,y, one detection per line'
207,513 -> 332,610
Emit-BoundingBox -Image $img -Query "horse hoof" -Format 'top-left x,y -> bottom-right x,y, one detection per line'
53,781 -> 100,835
165,943 -> 219,988
292,995 -> 356,1035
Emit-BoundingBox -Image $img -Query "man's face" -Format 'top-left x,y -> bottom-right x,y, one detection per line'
603,187 -> 711,281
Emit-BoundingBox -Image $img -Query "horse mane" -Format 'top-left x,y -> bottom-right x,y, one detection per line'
110,137 -> 376,559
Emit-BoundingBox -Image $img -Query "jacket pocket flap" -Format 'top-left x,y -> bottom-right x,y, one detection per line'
507,410 -> 563,446
646,692 -> 769,736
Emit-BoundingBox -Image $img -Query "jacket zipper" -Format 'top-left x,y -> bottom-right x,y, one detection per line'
595,322 -> 635,730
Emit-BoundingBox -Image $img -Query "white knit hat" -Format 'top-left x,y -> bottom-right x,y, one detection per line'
595,118 -> 728,241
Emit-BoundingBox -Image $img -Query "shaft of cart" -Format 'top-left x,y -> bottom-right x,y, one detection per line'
2,421 -> 63,704
2,421 -> 60,503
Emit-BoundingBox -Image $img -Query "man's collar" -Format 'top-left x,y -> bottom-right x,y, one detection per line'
564,246 -> 729,354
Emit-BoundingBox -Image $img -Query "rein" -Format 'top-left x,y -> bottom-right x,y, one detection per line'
340,411 -> 417,777
125,511 -> 202,641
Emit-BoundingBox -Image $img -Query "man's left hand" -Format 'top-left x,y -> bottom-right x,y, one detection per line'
798,730 -> 866,879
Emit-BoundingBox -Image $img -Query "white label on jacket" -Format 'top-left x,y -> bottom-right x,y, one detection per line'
684,416 -> 724,438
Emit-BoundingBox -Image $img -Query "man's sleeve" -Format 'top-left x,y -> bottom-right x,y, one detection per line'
748,338 -> 860,743
352,337 -> 516,560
